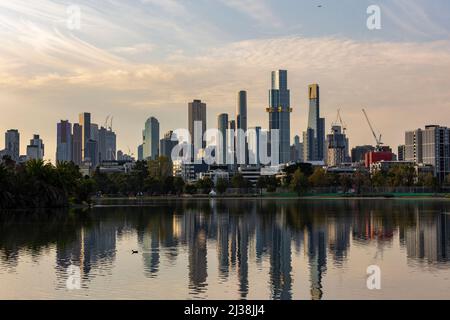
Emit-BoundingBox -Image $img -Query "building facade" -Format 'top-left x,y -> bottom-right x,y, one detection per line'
304,84 -> 325,162
405,125 -> 450,182
26,134 -> 44,160
188,100 -> 207,152
143,117 -> 160,160
327,126 -> 347,167
267,70 -> 291,164
56,120 -> 72,163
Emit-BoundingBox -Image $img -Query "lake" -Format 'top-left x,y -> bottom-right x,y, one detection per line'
0,199 -> 449,300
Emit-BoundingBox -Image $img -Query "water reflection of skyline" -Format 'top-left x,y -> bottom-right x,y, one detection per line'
0,200 -> 449,300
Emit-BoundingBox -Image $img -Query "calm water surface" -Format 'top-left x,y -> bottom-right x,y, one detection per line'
0,199 -> 449,300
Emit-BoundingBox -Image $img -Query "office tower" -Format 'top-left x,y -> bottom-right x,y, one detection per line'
90,123 -> 99,163
291,135 -> 303,163
217,113 -> 229,165
137,144 -> 144,161
398,145 -> 406,162
405,125 -> 450,182
79,113 -> 91,161
143,117 -> 160,160
267,70 -> 291,164
247,127 -> 261,165
98,127 -> 107,163
327,126 -> 347,167
351,145 -> 375,163
99,126 -> 116,162
5,129 -> 20,162
237,91 -> 248,164
72,124 -> 83,166
105,129 -> 116,161
160,131 -> 178,159
237,91 -> 248,132
26,134 -> 44,160
56,120 -> 72,163
86,139 -> 99,168
188,100 -> 207,150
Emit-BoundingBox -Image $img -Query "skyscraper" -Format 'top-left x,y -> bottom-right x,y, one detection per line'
143,117 -> 160,160
326,126 -> 347,167
56,120 -> 72,163
26,134 -> 44,160
5,129 -> 20,162
105,129 -> 117,161
237,91 -> 248,165
237,91 -> 247,132
86,139 -> 99,168
304,84 -> 325,161
138,144 -> 144,161
247,127 -> 261,165
79,112 -> 91,161
405,125 -> 450,182
188,100 -> 207,151
72,123 -> 83,166
217,113 -> 229,165
267,70 -> 291,164
160,131 -> 178,159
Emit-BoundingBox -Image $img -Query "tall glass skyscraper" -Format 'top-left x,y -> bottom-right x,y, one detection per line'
304,84 -> 325,161
143,117 -> 160,160
56,120 -> 72,163
267,70 -> 291,164
217,113 -> 229,165
79,112 -> 91,161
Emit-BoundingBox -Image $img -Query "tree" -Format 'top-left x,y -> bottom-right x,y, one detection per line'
290,169 -> 309,196
340,174 -> 353,192
308,167 -> 330,188
196,177 -> 214,194
231,174 -> 246,189
371,171 -> 387,187
216,178 -> 228,195
173,177 -> 185,195
184,183 -> 198,195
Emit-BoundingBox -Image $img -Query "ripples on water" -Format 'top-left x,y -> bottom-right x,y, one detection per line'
0,199 -> 449,300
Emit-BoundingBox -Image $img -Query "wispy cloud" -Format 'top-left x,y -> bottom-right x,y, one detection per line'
218,0 -> 282,28
381,0 -> 449,38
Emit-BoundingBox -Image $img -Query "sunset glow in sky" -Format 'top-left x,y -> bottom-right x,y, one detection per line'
0,0 -> 449,162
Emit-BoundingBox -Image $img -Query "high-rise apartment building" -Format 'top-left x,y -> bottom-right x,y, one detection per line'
267,70 -> 291,164
247,127 -> 261,165
405,125 -> 450,182
326,126 -> 347,167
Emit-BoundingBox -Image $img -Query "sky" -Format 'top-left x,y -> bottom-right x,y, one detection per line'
0,0 -> 449,162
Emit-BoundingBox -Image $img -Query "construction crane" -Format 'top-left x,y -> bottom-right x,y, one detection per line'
362,108 -> 383,150
104,115 -> 110,129
333,108 -> 347,134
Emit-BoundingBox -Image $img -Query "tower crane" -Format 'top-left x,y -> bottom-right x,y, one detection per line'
362,108 -> 383,151
333,109 -> 347,134
104,115 -> 110,129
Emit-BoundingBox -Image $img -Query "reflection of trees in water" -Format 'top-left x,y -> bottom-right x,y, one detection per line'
1,199 -> 450,299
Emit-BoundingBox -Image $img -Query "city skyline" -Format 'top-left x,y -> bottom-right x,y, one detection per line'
1,1 -> 450,163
